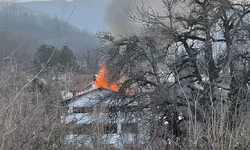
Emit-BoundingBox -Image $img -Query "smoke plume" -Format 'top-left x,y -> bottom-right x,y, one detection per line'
104,0 -> 164,35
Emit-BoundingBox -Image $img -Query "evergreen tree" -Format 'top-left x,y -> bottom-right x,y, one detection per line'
34,44 -> 58,69
58,45 -> 76,69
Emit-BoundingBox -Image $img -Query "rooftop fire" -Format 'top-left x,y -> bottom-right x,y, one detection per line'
95,65 -> 119,92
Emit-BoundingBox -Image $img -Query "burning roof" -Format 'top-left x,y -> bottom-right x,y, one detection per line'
95,65 -> 119,92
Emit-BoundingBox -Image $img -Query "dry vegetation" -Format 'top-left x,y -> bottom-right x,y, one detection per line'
2,0 -> 250,150
0,64 -> 70,150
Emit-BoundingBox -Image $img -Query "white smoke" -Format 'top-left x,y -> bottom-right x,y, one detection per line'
103,0 -> 165,35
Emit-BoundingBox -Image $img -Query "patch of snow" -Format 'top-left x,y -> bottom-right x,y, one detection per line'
66,134 -> 93,148
61,91 -> 73,100
40,78 -> 47,84
65,113 -> 95,124
178,113 -> 184,120
168,74 -> 175,83
201,74 -> 209,82
164,121 -> 169,125
66,133 -> 137,149
194,81 -> 204,90
68,98 -> 100,107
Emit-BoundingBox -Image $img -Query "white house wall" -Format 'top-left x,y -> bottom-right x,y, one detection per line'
63,88 -> 149,148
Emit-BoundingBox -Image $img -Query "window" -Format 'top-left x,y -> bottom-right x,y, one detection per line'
96,105 -> 109,113
104,123 -> 117,134
109,106 -> 137,112
72,123 -> 117,134
121,123 -> 138,133
73,124 -> 92,134
73,107 -> 93,113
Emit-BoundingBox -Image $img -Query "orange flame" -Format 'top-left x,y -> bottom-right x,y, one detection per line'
95,65 -> 119,92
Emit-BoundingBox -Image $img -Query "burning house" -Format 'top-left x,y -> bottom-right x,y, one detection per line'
69,74 -> 96,97
61,65 -> 148,149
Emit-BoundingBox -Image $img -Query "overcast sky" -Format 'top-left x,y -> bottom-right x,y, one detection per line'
11,0 -> 143,34
1,0 -> 249,34
0,0 -> 179,34
0,0 -> 193,34
12,0 -> 160,34
13,0 -> 112,33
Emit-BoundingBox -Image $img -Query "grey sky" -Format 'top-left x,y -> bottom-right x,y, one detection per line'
17,0 -> 112,33
2,0 -> 249,34
2,0 -> 165,34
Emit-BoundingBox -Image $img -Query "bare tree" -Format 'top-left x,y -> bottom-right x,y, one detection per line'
99,0 -> 250,149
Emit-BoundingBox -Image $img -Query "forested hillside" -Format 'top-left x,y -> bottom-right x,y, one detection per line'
0,2 -> 98,64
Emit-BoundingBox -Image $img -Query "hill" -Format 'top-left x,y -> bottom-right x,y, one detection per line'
0,3 -> 99,64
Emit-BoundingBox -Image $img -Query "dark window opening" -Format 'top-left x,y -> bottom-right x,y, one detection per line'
121,123 -> 138,133
73,107 -> 93,113
72,123 -> 117,134
104,123 -> 117,134
73,124 -> 92,134
93,75 -> 96,81
108,106 -> 138,112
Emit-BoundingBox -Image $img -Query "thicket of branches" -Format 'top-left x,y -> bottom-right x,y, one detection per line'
100,0 -> 250,149
0,5 -> 76,149
34,44 -> 77,70
3,0 -> 250,149
0,61 -> 72,149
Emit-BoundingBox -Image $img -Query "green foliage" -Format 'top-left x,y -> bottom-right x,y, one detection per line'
35,44 -> 59,69
58,45 -> 77,69
104,34 -> 114,42
35,44 -> 77,70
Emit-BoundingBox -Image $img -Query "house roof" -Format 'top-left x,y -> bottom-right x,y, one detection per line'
62,87 -> 139,110
69,74 -> 95,92
61,87 -> 114,106
68,88 -> 114,107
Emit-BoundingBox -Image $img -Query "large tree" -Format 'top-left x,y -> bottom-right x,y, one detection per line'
100,0 -> 250,149
34,43 -> 59,69
58,45 -> 77,69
